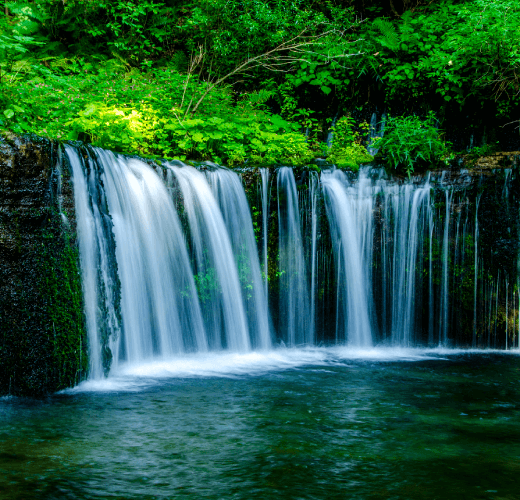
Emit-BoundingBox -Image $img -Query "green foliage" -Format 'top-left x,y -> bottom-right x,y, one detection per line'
0,11 -> 43,83
275,0 -> 520,133
0,48 -> 315,165
374,113 -> 450,176
180,0 -> 329,78
84,0 -> 177,66
1,0 -> 519,164
327,116 -> 373,171
64,96 -> 313,166
0,0 -> 329,166
352,1 -> 520,114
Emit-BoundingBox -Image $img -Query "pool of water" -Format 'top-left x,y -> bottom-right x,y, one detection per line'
1,348 -> 519,500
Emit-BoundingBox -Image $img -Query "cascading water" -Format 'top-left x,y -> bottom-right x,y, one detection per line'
68,147 -> 208,375
277,167 -> 312,346
438,189 -> 452,345
65,145 -> 519,379
97,151 -> 209,362
473,193 -> 482,347
164,163 -> 251,352
309,172 -> 319,345
205,167 -> 271,350
260,168 -> 270,301
67,146 -> 121,377
321,169 -> 374,346
380,176 -> 432,345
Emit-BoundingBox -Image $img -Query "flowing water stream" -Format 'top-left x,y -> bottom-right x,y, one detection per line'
63,147 -> 520,375
1,147 -> 519,498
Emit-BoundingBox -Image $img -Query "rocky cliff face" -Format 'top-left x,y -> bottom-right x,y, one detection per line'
0,134 -> 87,396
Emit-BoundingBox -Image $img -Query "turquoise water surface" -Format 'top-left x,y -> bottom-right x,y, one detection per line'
1,348 -> 519,500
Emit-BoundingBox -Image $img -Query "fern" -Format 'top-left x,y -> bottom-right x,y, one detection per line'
373,18 -> 400,50
242,89 -> 275,107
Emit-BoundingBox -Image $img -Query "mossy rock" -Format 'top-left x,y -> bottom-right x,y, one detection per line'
0,134 -> 88,396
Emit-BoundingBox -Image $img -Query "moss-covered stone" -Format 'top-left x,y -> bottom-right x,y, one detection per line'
0,133 -> 87,396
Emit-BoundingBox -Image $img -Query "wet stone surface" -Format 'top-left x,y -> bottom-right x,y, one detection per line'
0,134 -> 87,396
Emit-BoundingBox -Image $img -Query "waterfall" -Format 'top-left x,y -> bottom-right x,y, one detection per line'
260,168 -> 270,302
205,167 -> 271,350
389,182 -> 431,345
277,167 -> 311,346
64,145 -> 517,380
164,164 -> 251,351
427,198 -> 435,345
67,146 -> 121,377
439,190 -> 452,345
309,172 -> 319,345
321,169 -> 374,346
473,194 -> 482,347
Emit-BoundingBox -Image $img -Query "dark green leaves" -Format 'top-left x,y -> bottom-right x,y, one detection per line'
375,112 -> 450,177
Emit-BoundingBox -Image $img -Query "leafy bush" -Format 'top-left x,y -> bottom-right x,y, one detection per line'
374,112 -> 449,176
0,3 -> 321,167
64,98 -> 313,165
0,49 -> 315,166
327,116 -> 373,171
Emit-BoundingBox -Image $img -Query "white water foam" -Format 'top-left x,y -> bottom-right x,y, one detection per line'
63,346 -> 519,394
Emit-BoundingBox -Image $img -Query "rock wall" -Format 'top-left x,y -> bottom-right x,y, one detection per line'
0,134 -> 87,396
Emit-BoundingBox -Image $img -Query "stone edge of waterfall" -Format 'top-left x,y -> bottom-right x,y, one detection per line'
0,134 -> 88,397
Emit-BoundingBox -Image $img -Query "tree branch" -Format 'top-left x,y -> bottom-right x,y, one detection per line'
186,28 -> 360,117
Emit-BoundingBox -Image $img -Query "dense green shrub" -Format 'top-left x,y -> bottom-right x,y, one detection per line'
327,116 -> 373,171
0,53 -> 315,165
66,100 -> 314,165
0,3 -> 321,166
374,113 -> 450,176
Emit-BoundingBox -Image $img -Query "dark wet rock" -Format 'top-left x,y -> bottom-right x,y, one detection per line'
0,133 -> 87,396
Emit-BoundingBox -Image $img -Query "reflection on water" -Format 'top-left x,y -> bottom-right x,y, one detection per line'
1,349 -> 520,500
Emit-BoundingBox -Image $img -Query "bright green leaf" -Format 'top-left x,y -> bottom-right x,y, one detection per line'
321,86 -> 332,95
